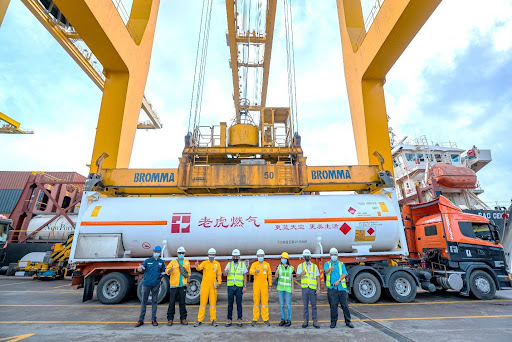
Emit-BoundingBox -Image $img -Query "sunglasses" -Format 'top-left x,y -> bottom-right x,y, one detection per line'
178,252 -> 185,255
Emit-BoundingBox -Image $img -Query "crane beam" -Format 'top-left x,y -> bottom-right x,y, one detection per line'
48,0 -> 160,172
0,112 -> 33,134
336,0 -> 440,174
18,0 -> 162,130
225,0 -> 277,114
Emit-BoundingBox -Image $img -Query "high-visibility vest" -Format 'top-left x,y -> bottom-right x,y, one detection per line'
325,261 -> 347,289
277,264 -> 293,293
300,262 -> 318,289
227,261 -> 244,287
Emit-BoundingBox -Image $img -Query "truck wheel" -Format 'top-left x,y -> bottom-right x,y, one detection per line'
352,272 -> 381,304
137,276 -> 170,304
97,272 -> 132,304
469,270 -> 496,300
388,271 -> 417,303
186,272 -> 202,305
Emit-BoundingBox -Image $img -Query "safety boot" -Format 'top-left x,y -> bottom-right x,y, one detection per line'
264,320 -> 270,326
135,320 -> 144,327
225,319 -> 232,327
237,319 -> 243,327
279,319 -> 286,326
211,320 -> 218,327
285,320 -> 291,327
194,321 -> 202,327
251,321 -> 257,326
302,319 -> 308,328
313,321 -> 320,329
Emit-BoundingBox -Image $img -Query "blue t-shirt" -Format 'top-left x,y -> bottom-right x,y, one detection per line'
323,260 -> 348,292
141,257 -> 166,286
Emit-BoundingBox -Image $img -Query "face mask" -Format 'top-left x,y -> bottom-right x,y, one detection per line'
330,255 -> 337,262
153,253 -> 160,258
209,256 -> 215,261
258,257 -> 264,262
233,258 -> 239,263
304,256 -> 310,262
178,254 -> 184,260
281,258 -> 287,264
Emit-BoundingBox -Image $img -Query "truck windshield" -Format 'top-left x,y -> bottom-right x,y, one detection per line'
459,221 -> 494,242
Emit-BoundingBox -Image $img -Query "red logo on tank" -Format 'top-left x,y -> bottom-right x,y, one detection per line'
171,213 -> 191,233
348,207 -> 356,215
340,223 -> 351,235
367,227 -> 375,235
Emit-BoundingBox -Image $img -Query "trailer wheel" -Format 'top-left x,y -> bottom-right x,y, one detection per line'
388,271 -> 417,303
469,270 -> 496,300
352,272 -> 381,304
137,276 -> 170,304
97,272 -> 132,304
186,272 -> 202,305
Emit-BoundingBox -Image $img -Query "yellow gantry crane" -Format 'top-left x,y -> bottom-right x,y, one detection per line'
0,112 -> 34,134
2,0 -> 441,197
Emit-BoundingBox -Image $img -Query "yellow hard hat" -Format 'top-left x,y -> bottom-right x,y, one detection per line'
280,252 -> 289,259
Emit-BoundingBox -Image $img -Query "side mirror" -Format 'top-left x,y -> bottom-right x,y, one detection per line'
492,225 -> 501,244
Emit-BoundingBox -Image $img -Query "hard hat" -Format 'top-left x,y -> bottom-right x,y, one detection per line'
302,249 -> 311,256
177,246 -> 186,253
232,249 -> 241,256
153,245 -> 162,252
280,252 -> 289,259
256,249 -> 265,256
208,247 -> 216,255
329,247 -> 338,254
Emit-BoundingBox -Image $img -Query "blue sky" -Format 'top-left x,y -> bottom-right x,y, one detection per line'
0,0 -> 511,207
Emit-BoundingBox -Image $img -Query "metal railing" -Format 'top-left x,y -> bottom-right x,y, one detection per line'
355,0 -> 385,49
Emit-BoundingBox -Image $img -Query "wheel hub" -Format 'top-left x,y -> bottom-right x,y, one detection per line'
103,279 -> 121,299
358,279 -> 376,298
475,277 -> 490,294
395,277 -> 411,296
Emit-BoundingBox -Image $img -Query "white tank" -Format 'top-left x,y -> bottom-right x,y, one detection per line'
27,214 -> 77,241
74,191 -> 404,258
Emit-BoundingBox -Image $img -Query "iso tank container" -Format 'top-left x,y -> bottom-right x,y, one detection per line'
26,214 -> 77,241
70,190 -> 408,261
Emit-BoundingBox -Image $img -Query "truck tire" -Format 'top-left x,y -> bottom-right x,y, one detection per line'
186,272 -> 202,305
387,271 -> 417,303
469,270 -> 496,300
6,263 -> 17,276
352,272 -> 381,304
97,272 -> 132,304
137,276 -> 170,304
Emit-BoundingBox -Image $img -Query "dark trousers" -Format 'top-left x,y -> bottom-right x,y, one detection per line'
139,284 -> 160,321
227,286 -> 243,320
167,286 -> 187,321
301,287 -> 318,321
327,288 -> 351,324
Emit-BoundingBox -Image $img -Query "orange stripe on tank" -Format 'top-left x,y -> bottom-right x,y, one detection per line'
264,217 -> 398,224
80,221 -> 167,226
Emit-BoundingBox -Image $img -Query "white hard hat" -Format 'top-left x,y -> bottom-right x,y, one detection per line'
208,247 -> 216,255
256,249 -> 265,255
329,247 -> 339,254
302,249 -> 312,256
177,246 -> 186,253
232,249 -> 241,256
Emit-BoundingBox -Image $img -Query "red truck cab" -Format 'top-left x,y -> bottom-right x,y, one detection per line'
403,196 -> 512,299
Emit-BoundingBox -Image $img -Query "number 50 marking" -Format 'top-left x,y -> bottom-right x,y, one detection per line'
264,171 -> 275,179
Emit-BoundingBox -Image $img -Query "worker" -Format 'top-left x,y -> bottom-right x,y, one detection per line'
275,252 -> 294,327
249,249 -> 272,326
194,248 -> 222,327
324,247 -> 353,329
296,249 -> 320,329
165,246 -> 191,326
135,245 -> 166,327
223,248 -> 247,327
